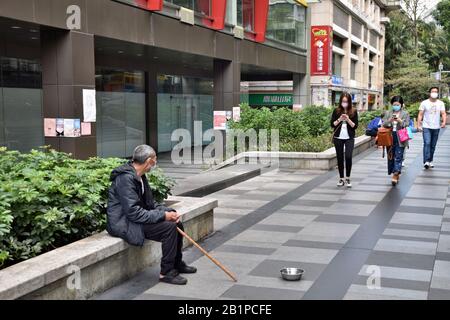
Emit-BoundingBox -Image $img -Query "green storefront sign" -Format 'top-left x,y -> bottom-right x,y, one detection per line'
248,93 -> 293,106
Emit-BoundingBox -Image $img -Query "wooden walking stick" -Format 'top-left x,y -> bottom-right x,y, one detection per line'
177,227 -> 238,282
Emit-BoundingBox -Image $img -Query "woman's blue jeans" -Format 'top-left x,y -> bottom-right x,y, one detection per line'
387,133 -> 405,175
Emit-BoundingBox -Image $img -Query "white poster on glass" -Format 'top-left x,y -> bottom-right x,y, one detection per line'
83,89 -> 97,122
64,119 -> 75,137
233,107 -> 241,122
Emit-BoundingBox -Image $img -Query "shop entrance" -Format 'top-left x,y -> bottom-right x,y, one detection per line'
157,75 -> 213,153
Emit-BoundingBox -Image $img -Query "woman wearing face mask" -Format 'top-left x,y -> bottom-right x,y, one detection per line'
331,92 -> 359,188
382,96 -> 410,186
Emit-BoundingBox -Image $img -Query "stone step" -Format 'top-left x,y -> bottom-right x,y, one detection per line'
172,164 -> 269,197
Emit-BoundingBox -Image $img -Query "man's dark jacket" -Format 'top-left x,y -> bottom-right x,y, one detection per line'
106,161 -> 174,246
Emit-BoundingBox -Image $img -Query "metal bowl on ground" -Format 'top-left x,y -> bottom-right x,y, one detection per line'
280,268 -> 304,281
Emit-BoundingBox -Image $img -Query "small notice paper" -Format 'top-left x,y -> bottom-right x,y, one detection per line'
83,89 -> 97,122
44,118 -> 56,137
81,122 -> 92,136
214,111 -> 227,130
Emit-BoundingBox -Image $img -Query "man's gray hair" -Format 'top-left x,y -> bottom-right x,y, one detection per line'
132,145 -> 156,164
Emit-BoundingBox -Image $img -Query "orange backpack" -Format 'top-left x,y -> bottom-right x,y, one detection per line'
376,127 -> 393,147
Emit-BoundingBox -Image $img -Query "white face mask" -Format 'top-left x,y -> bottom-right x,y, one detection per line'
430,92 -> 439,99
342,103 -> 349,108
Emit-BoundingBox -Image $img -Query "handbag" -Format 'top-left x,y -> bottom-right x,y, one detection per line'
398,128 -> 410,143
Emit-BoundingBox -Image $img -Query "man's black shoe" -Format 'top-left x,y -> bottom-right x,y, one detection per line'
177,261 -> 197,274
159,269 -> 188,285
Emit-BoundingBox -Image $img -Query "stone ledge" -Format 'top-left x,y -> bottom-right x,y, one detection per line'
213,136 -> 374,170
0,196 -> 217,300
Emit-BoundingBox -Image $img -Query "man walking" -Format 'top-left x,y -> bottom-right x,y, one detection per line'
106,145 -> 197,285
418,87 -> 447,169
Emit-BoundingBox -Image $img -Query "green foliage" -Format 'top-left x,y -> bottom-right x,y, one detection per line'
405,102 -> 421,120
385,7 -> 450,102
229,104 -> 379,153
434,0 -> 450,43
0,147 -> 174,268
442,97 -> 450,112
386,52 -> 435,105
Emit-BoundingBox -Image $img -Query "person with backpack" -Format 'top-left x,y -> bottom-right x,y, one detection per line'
382,96 -> 410,186
365,115 -> 383,137
330,92 -> 359,188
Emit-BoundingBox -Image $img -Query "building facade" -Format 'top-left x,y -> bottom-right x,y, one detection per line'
309,0 -> 400,110
0,0 -> 309,159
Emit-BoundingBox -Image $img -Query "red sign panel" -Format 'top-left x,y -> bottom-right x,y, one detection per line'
311,26 -> 332,76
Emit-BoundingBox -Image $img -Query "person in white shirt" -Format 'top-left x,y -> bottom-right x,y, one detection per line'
418,87 -> 447,169
331,92 -> 359,188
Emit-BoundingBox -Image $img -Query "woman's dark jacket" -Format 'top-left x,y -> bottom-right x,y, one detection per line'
330,108 -> 359,139
106,161 -> 174,246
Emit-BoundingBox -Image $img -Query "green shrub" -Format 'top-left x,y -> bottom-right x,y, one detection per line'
443,97 -> 450,112
230,104 -> 380,153
0,147 -> 175,269
406,102 -> 421,120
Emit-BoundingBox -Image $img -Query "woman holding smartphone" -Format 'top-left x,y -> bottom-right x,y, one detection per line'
382,96 -> 410,186
330,92 -> 359,188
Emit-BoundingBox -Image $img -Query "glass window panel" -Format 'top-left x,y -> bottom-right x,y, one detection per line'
96,68 -> 146,158
157,75 -> 213,153
2,88 -> 43,152
352,19 -> 362,38
96,92 -> 126,158
242,0 -> 254,31
0,89 -> 3,145
226,0 -> 237,25
332,53 -> 342,77
334,4 -> 349,30
125,92 -> 146,157
351,60 -> 357,80
267,2 -> 306,48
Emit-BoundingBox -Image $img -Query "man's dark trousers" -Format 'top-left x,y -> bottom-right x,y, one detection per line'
143,221 -> 184,275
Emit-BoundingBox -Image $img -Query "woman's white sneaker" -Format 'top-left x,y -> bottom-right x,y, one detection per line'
337,179 -> 345,187
345,179 -> 352,188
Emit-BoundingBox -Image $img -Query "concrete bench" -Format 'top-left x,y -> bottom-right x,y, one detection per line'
0,196 -> 217,300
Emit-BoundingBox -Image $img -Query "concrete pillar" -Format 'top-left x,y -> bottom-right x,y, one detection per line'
213,59 -> 241,160
213,60 -> 241,112
147,68 -> 158,151
41,29 -> 96,159
293,73 -> 310,107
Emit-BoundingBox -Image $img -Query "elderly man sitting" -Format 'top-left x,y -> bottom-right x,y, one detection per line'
106,145 -> 197,285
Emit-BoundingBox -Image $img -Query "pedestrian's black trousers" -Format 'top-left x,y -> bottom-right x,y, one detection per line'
333,138 -> 355,178
143,221 -> 184,275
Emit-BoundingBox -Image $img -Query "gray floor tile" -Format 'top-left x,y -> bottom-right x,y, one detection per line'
282,239 -> 343,250
366,251 -> 436,270
374,238 -> 437,256
249,259 -> 327,282
215,244 -> 277,256
221,284 -> 305,300
250,224 -> 303,233
344,284 -> 428,300
353,275 -> 430,291
387,223 -> 442,233
428,288 -> 450,300
315,214 -> 366,225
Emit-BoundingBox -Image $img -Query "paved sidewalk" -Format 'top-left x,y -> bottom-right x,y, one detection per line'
96,129 -> 450,300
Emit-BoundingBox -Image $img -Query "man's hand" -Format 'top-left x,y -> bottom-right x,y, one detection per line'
165,211 -> 180,222
441,123 -> 446,129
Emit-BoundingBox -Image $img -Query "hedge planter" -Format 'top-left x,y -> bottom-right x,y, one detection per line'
0,196 -> 217,300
